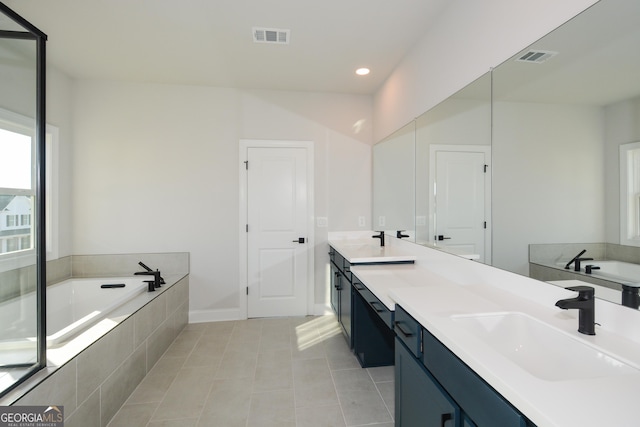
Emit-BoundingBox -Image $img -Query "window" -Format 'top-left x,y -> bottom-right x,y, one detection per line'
0,108 -> 58,265
620,141 -> 640,246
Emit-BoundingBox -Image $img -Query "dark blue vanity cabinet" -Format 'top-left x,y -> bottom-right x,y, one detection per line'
329,247 -> 352,347
395,337 -> 460,426
394,305 -> 533,427
352,275 -> 395,367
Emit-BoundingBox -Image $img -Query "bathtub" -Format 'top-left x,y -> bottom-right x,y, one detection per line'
578,260 -> 640,286
0,277 -> 148,350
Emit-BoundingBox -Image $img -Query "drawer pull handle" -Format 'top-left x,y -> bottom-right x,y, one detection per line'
394,321 -> 414,337
440,413 -> 453,427
369,301 -> 385,312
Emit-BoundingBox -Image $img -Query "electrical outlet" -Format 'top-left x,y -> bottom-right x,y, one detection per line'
378,216 -> 386,227
416,216 -> 427,227
316,217 -> 328,227
358,216 -> 366,227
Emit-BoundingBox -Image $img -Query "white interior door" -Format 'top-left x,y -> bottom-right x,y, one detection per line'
247,146 -> 309,317
433,148 -> 489,262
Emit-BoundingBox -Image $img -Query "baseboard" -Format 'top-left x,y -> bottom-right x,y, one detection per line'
315,303 -> 332,316
189,304 -> 332,323
189,308 -> 242,323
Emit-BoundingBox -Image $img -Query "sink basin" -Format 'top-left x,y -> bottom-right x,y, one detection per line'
451,312 -> 638,381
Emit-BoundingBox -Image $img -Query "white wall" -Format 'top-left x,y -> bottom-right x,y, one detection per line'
372,0 -> 598,142
492,101 -> 604,275
47,67 -> 74,258
69,81 -> 372,319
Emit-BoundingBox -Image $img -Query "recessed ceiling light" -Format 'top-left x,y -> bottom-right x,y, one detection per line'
355,68 -> 370,76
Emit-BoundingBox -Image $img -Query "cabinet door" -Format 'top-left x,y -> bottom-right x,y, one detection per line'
395,338 -> 459,427
339,278 -> 352,345
463,414 -> 477,427
330,263 -> 340,314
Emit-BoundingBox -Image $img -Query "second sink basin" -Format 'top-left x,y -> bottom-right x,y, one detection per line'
451,312 -> 638,381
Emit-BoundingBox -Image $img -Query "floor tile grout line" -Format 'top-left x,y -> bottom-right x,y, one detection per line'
191,322 -> 235,427
143,324 -> 210,427
327,337 -> 350,427
108,326 -> 201,427
367,368 -> 394,423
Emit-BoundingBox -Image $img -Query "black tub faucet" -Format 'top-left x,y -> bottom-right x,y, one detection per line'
135,269 -> 161,292
138,261 -> 166,285
564,249 -> 588,270
585,265 -> 600,274
396,230 -> 410,239
372,231 -> 385,247
555,285 -> 596,335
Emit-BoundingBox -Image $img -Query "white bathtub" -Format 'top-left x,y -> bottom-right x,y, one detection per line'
0,277 -> 148,350
578,260 -> 640,287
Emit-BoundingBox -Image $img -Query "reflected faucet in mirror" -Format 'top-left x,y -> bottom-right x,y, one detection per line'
564,249 -> 588,270
396,230 -> 409,239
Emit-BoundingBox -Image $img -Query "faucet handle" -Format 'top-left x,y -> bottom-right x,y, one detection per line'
566,285 -> 595,299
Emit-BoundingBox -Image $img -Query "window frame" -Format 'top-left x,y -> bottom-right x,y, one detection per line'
619,141 -> 640,247
0,107 -> 58,271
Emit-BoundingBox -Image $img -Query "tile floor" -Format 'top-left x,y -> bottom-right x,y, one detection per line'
107,315 -> 395,427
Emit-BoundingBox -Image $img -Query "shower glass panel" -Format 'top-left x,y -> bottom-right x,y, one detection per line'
0,3 -> 46,398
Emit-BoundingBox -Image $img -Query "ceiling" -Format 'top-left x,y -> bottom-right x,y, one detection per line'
2,0 -> 450,95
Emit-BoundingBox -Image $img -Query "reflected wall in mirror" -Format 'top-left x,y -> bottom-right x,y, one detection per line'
492,0 -> 640,307
372,121 -> 415,239
415,73 -> 491,263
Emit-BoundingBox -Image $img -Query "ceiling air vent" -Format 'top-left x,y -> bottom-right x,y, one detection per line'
515,50 -> 558,64
252,27 -> 290,45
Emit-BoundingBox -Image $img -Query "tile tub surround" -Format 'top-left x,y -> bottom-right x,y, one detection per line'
0,253 -> 189,427
529,242 -> 640,269
528,243 -> 640,293
0,252 -> 189,304
107,315 -> 394,427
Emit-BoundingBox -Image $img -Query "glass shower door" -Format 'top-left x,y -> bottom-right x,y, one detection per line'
0,3 -> 46,398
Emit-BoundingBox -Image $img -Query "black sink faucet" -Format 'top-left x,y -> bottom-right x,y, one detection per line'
396,230 -> 409,239
372,231 -> 385,247
555,285 -> 596,335
135,270 -> 161,292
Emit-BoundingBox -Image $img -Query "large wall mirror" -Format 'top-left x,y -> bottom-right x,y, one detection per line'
492,0 -> 640,308
372,0 -> 640,309
373,121 -> 415,238
415,73 -> 491,262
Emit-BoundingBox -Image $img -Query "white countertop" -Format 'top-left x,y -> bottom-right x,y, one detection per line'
331,231 -> 640,427
329,232 -> 417,263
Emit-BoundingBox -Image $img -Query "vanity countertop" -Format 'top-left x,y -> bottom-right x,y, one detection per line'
328,232 -> 417,263
332,231 -> 640,426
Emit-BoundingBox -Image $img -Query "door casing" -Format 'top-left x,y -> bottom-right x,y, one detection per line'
239,139 -> 315,319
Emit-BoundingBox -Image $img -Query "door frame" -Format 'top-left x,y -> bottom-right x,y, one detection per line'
239,139 -> 315,319
429,144 -> 492,264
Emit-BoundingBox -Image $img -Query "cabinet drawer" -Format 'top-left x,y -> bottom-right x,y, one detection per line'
394,305 -> 422,358
422,328 -> 528,427
354,283 -> 393,329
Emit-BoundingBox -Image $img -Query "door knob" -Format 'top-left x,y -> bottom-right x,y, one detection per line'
437,235 -> 451,241
292,237 -> 306,244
